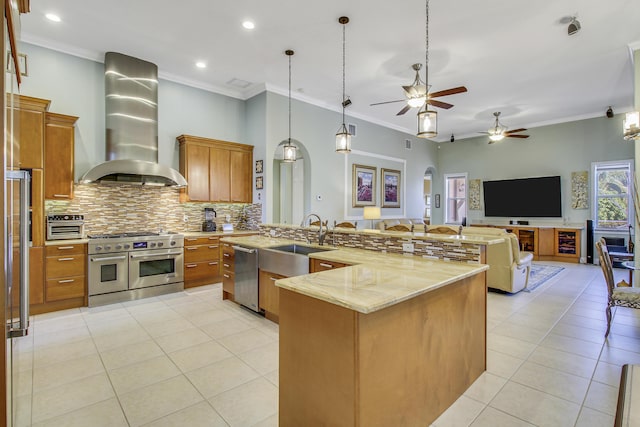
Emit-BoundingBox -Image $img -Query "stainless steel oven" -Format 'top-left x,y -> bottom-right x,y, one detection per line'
47,214 -> 85,240
129,248 -> 184,289
87,232 -> 184,306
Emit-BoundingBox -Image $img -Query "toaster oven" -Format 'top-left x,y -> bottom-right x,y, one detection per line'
46,214 -> 85,240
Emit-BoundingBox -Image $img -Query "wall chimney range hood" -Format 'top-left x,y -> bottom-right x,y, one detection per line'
80,52 -> 187,187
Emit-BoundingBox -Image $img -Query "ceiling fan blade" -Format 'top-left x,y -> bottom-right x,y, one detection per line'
429,86 -> 468,98
504,128 -> 527,135
396,105 -> 412,116
427,99 -> 454,110
370,100 -> 406,106
506,134 -> 530,139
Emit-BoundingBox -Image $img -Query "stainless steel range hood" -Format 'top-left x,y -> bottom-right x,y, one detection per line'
80,52 -> 187,187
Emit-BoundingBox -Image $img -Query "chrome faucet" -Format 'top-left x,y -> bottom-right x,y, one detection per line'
300,213 -> 328,245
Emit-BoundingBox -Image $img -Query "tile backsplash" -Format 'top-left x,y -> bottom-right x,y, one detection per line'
45,183 -> 262,236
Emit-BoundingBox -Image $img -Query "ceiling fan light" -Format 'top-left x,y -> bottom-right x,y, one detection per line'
417,107 -> 437,138
623,111 -> 640,140
335,123 -> 352,153
407,96 -> 426,108
489,133 -> 505,142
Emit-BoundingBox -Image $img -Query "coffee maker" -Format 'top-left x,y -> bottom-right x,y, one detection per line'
202,208 -> 217,232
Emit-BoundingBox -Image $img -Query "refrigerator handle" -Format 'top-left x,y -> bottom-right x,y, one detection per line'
8,170 -> 30,338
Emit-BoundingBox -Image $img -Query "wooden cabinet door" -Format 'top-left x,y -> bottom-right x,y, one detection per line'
184,143 -> 210,201
230,149 -> 251,202
30,246 -> 44,305
538,228 -> 555,256
45,113 -> 78,200
210,147 -> 230,202
31,168 -> 45,246
14,103 -> 48,169
259,269 -> 283,320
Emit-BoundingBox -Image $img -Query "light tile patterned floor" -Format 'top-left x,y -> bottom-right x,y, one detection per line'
10,261 -> 640,426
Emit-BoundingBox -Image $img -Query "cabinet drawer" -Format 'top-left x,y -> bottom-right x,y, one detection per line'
184,260 -> 220,281
45,254 -> 86,279
310,258 -> 349,272
222,270 -> 235,294
46,276 -> 85,301
184,236 -> 220,246
222,246 -> 234,263
45,244 -> 86,256
184,244 -> 220,262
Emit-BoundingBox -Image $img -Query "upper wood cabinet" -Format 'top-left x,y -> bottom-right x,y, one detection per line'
45,112 -> 78,200
178,135 -> 253,203
10,95 -> 50,169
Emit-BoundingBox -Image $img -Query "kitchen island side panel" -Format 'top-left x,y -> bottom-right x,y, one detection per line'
278,271 -> 487,426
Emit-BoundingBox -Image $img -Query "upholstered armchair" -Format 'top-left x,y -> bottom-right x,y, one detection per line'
377,218 -> 426,232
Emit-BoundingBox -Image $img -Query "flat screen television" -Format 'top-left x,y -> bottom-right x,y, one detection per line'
483,176 -> 562,217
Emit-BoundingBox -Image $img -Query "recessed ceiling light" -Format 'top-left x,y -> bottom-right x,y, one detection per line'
45,13 -> 61,22
242,20 -> 255,30
195,61 -> 206,69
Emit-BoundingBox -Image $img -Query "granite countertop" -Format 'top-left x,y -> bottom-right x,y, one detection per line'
221,235 -> 489,314
183,230 -> 259,237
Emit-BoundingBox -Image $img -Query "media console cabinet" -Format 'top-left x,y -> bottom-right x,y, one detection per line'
472,224 -> 582,263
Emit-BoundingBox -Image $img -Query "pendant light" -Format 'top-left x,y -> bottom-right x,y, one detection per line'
282,49 -> 297,162
335,16 -> 351,153
416,0 -> 437,138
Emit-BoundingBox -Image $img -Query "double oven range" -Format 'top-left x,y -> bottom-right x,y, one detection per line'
87,232 -> 184,307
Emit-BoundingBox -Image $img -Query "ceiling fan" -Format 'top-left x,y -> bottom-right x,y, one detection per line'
481,112 -> 529,144
369,63 -> 468,116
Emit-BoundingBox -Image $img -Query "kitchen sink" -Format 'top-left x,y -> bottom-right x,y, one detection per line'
260,244 -> 335,277
268,244 -> 334,256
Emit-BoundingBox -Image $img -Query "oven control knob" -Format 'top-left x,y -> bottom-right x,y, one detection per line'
96,246 -> 103,251
105,245 -> 111,251
157,242 -> 164,247
115,244 -> 122,250
150,242 -> 156,248
171,241 -> 176,246
124,244 -> 130,249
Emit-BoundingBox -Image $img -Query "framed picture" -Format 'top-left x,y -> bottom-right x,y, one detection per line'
255,160 -> 263,174
435,193 -> 441,208
255,176 -> 263,190
381,168 -> 401,208
352,164 -> 376,207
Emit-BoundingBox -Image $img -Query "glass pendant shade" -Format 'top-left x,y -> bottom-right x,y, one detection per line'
283,142 -> 297,162
335,123 -> 352,153
416,107 -> 437,138
623,111 -> 640,140
407,96 -> 426,108
488,133 -> 505,142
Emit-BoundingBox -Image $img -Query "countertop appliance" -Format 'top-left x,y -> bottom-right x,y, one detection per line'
87,231 -> 184,306
47,214 -> 85,240
202,207 -> 216,232
233,245 -> 259,312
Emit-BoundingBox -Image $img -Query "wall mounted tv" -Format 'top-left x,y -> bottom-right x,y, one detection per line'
483,176 -> 562,217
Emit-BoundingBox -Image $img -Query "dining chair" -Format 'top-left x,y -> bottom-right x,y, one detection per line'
427,226 -> 461,235
385,224 -> 413,232
309,220 -> 328,227
595,240 -> 640,337
334,220 -> 357,229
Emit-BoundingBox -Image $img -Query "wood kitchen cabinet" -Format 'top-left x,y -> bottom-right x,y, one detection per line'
45,112 -> 78,200
9,94 -> 50,169
554,228 -> 581,262
310,258 -> 350,272
259,269 -> 285,323
221,241 -> 235,300
178,135 -> 253,203
184,236 -> 221,288
38,243 -> 87,313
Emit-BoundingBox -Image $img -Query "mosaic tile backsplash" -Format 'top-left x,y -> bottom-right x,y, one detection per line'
45,183 -> 262,236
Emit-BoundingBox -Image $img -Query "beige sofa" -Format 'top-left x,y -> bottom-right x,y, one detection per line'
377,218 -> 426,232
426,225 -> 533,293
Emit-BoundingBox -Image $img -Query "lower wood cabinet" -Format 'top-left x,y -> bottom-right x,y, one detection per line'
184,236 -> 220,288
222,242 -> 235,300
259,269 -> 285,323
30,246 -> 45,305
37,243 -> 87,313
310,258 -> 350,272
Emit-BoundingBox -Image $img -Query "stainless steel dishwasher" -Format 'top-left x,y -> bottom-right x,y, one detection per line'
232,245 -> 259,312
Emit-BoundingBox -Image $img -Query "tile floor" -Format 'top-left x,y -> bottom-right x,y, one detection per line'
9,261 -> 640,426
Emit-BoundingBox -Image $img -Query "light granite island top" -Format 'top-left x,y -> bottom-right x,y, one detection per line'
220,235 -> 490,314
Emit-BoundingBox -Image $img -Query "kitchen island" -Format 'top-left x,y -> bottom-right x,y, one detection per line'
221,235 -> 491,426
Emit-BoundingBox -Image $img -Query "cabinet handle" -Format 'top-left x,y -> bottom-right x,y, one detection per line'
53,194 -> 70,198
223,243 -> 230,247
270,277 -> 277,281
223,253 -> 230,257
208,245 -> 219,249
223,274 -> 230,278
57,279 -> 75,284
208,237 -> 218,240
58,257 -> 75,261
186,238 -> 198,242
208,262 -> 218,265
186,264 -> 197,268
223,263 -> 230,268
186,247 -> 198,251
319,263 -> 333,268
56,246 -> 75,250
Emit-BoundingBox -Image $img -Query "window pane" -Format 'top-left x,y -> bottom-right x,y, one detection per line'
597,196 -> 628,229
597,170 -> 629,195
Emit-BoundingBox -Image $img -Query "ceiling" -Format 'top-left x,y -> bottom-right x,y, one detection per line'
20,0 -> 640,142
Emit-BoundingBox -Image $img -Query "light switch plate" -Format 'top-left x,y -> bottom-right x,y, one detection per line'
403,243 -> 415,253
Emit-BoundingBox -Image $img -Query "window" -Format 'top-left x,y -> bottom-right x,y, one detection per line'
444,173 -> 467,224
592,160 -> 634,230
